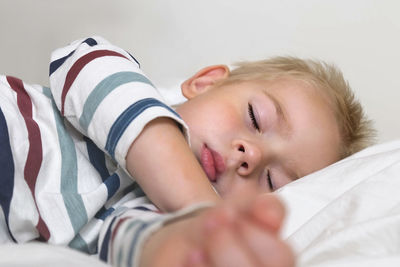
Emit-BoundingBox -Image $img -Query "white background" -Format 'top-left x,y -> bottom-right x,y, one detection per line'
0,0 -> 399,142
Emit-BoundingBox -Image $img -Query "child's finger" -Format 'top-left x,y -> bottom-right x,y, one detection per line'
198,205 -> 261,267
204,222 -> 260,267
249,194 -> 286,233
236,218 -> 295,267
221,188 -> 286,234
196,200 -> 293,267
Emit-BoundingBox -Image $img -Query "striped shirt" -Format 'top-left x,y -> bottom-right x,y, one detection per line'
0,36 -> 192,267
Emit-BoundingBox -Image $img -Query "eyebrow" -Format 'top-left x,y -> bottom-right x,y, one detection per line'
262,91 -> 299,180
263,90 -> 291,135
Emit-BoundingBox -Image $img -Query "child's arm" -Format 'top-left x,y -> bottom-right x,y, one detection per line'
102,194 -> 294,267
49,36 -> 219,212
126,117 -> 219,211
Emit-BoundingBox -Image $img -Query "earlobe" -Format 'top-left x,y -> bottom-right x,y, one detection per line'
181,65 -> 230,99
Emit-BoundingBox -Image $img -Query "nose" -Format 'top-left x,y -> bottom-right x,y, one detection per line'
232,139 -> 263,176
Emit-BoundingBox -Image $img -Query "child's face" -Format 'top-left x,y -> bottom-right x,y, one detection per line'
176,67 -> 341,197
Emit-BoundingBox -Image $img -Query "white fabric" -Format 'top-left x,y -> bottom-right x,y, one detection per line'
0,243 -> 110,267
277,139 -> 400,267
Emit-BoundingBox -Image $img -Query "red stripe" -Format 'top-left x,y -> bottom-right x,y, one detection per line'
7,76 -> 50,241
60,50 -> 130,115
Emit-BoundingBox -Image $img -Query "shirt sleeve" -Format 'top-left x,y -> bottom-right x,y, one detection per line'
49,36 -> 188,170
98,198 -> 212,267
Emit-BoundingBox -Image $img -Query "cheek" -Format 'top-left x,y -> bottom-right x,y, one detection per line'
210,103 -> 241,128
190,114 -> 238,142
193,101 -> 240,130
273,174 -> 293,189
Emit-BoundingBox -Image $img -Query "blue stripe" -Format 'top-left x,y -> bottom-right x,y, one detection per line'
105,98 -> 180,159
133,206 -> 152,212
49,37 -> 98,76
43,87 -> 88,233
104,174 -> 120,200
84,136 -> 109,180
116,220 -> 141,267
126,220 -> 156,267
79,71 -> 154,132
95,206 -> 115,221
126,51 -> 140,67
84,137 -> 120,200
0,107 -> 16,242
120,182 -> 145,199
99,216 -> 117,262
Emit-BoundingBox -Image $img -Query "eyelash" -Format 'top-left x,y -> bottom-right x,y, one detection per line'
267,170 -> 274,191
248,103 -> 260,131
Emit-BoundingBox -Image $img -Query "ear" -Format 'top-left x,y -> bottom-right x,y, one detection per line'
181,65 -> 230,99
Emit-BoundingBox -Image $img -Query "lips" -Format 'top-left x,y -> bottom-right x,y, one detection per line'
200,144 -> 226,182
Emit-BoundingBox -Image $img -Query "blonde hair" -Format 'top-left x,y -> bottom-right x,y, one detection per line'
218,56 -> 375,158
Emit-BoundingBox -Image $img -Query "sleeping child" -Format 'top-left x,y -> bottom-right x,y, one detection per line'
0,36 -> 374,267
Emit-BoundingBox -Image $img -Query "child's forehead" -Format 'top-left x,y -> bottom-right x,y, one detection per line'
220,77 -> 336,117
243,78 -> 319,97
260,78 -> 339,134
262,78 -> 335,107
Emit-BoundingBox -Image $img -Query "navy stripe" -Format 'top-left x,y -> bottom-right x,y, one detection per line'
126,51 -> 140,67
127,221 -> 152,266
104,173 -> 120,200
105,98 -> 180,159
85,37 -> 98,47
49,37 -> 98,76
95,206 -> 115,221
49,50 -> 74,76
0,108 -> 16,242
133,206 -> 152,212
121,183 -> 146,198
99,216 -> 117,262
84,136 -> 120,200
84,136 -> 109,180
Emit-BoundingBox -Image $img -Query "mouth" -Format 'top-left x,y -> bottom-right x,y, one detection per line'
200,144 -> 226,182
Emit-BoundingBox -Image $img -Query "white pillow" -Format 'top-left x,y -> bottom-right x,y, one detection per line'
277,140 -> 400,267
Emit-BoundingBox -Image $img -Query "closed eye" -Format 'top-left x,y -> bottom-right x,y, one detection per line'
267,170 -> 274,191
248,103 -> 260,131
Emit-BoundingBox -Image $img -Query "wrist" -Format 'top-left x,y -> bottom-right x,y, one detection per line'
139,207 -> 208,267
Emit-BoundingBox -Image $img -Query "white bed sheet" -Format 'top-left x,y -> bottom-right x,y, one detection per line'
0,242 -> 110,267
277,140 -> 400,267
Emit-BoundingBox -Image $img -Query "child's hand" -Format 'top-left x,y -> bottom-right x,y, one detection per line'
140,194 -> 295,267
